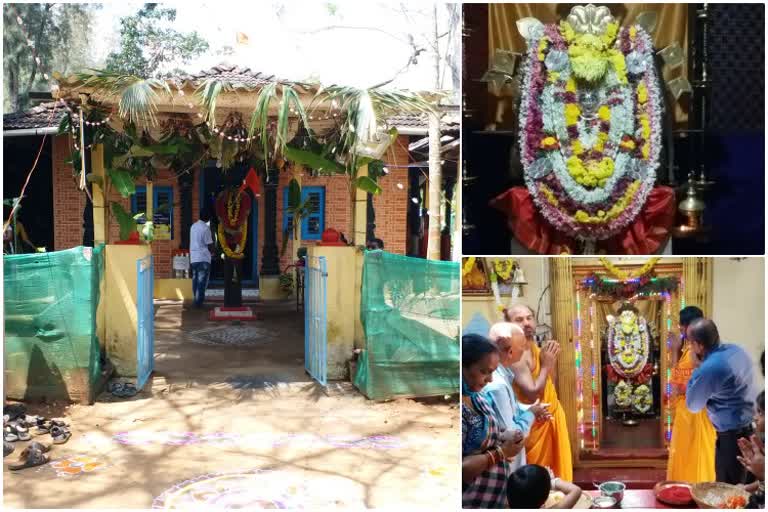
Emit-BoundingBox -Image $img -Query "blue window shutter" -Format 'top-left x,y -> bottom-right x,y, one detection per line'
133,186 -> 147,224
283,187 -> 294,237
301,186 -> 325,240
154,186 -> 173,239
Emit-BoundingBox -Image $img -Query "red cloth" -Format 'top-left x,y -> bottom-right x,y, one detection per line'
489,186 -> 676,254
239,167 -> 261,197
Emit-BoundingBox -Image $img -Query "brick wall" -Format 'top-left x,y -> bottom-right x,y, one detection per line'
271,134 -> 411,271
53,134 -> 411,281
52,134 -> 87,250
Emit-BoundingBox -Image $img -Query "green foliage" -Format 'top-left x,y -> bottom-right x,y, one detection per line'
111,202 -> 137,241
279,271 -> 294,294
3,3 -> 98,112
104,4 -> 209,79
283,146 -> 345,174
280,178 -> 314,257
107,168 -> 136,198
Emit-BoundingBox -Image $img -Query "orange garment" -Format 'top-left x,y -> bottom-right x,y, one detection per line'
513,343 -> 573,480
666,346 -> 716,483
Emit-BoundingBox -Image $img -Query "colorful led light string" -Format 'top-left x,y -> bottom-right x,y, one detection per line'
575,290 -> 584,450
664,290 -> 673,444
590,301 -> 597,449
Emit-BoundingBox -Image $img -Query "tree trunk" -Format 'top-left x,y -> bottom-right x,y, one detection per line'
426,111 -> 442,260
426,6 -> 443,261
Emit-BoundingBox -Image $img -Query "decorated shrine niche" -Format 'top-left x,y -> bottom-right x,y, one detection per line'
571,260 -> 682,457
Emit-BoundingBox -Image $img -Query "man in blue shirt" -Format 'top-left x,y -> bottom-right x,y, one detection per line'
686,318 -> 758,484
484,322 -> 551,470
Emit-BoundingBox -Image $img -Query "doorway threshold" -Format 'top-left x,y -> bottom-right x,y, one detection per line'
205,288 -> 260,300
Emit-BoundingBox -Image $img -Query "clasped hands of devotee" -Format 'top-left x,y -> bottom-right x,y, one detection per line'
540,340 -> 561,372
737,434 -> 765,481
499,428 -> 526,458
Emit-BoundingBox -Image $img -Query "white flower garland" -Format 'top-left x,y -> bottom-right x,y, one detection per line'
518,23 -> 663,243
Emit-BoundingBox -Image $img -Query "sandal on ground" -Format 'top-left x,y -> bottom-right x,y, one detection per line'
5,425 -> 29,442
4,428 -> 18,443
3,440 -> 14,457
34,420 -> 51,435
120,383 -> 138,397
50,425 -> 71,445
8,444 -> 49,470
27,441 -> 51,453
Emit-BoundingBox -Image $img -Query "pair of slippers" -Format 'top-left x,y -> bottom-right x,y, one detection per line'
4,418 -> 70,445
109,382 -> 138,398
8,441 -> 51,471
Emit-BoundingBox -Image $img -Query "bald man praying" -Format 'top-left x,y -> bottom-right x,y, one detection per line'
483,322 -> 551,471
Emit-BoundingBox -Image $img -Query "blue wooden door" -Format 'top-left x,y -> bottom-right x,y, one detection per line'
136,255 -> 155,389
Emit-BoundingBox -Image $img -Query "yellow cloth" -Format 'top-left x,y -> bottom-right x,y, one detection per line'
513,343 -> 573,480
666,347 -> 716,483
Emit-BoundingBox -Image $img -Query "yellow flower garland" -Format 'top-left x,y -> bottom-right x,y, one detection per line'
227,191 -> 242,224
599,256 -> 660,280
491,259 -> 515,281
218,219 -> 248,259
462,257 -> 476,277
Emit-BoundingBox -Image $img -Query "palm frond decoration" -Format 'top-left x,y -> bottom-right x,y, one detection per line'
196,78 -> 231,124
315,85 -> 438,168
249,83 -> 309,163
73,70 -> 171,126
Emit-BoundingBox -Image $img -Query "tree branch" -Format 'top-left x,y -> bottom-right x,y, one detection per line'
24,4 -> 52,96
302,25 -> 410,45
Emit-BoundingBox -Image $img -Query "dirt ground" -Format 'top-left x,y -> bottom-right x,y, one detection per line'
3,300 -> 459,509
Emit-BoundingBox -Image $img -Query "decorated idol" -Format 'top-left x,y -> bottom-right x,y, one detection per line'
506,5 -> 675,254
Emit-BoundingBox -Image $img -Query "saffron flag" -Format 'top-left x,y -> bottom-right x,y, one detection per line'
240,167 -> 261,197
236,32 -> 250,45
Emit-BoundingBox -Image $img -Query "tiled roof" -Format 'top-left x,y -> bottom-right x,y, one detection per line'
166,64 -> 284,89
3,101 -> 70,131
385,108 -> 460,133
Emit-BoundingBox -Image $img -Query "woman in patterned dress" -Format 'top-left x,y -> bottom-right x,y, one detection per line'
462,333 -> 525,508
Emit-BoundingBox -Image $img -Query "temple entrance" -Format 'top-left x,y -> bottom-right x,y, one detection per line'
597,300 -> 664,451
571,262 -> 682,463
199,163 -> 259,286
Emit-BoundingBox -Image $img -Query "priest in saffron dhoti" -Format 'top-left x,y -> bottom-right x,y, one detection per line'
666,306 -> 717,482
506,304 -> 573,481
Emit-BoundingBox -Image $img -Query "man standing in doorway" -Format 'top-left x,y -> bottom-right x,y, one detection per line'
686,318 -> 757,484
190,208 -> 214,308
505,304 -> 572,480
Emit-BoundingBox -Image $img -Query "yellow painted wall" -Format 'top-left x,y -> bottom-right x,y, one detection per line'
154,278 -> 193,301
354,251 -> 365,349
307,245 -> 358,379
104,244 -> 151,376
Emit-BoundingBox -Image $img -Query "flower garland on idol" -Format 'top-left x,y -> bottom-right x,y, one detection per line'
518,18 -> 662,243
607,309 -> 650,378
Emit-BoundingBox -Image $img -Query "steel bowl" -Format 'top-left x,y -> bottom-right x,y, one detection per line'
599,481 -> 626,505
592,496 -> 617,509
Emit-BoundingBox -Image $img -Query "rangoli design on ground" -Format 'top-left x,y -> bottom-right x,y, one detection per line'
152,468 -> 356,510
48,454 -> 108,477
113,430 -> 405,450
187,325 -> 279,347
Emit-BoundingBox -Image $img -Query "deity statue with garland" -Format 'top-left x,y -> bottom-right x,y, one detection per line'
492,5 -> 676,254
215,178 -> 252,307
605,303 -> 655,419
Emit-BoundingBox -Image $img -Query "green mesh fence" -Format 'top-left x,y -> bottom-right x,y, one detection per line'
354,251 -> 460,400
4,245 -> 104,402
